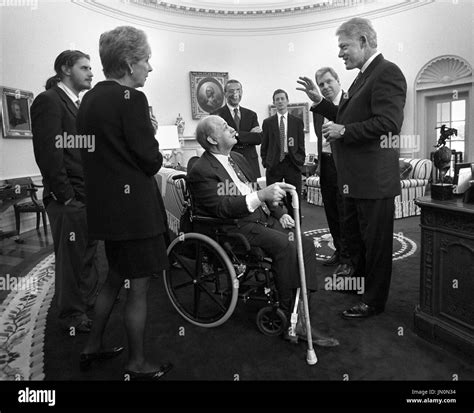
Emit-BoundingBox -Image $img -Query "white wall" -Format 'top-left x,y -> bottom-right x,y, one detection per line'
0,0 -> 472,179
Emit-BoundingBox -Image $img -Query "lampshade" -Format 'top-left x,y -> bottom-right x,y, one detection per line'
156,125 -> 180,150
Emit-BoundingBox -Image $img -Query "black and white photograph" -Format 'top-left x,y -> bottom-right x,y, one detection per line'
0,0 -> 473,410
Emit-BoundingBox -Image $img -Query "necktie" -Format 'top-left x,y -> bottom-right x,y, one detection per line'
228,156 -> 270,215
233,108 -> 240,132
279,115 -> 286,162
348,71 -> 362,96
228,156 -> 249,184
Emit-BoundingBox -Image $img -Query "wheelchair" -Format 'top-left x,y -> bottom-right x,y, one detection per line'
162,169 -> 288,337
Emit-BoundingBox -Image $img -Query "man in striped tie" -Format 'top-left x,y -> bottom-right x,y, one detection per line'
188,115 -> 339,347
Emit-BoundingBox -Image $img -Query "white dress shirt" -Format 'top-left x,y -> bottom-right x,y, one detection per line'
322,89 -> 343,153
361,51 -> 381,73
57,82 -> 80,107
211,153 -> 261,212
228,104 -> 240,119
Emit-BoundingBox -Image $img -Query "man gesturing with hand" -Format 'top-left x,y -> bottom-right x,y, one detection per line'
297,18 -> 407,319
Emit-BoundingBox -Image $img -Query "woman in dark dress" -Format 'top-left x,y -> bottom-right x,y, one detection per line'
77,26 -> 172,380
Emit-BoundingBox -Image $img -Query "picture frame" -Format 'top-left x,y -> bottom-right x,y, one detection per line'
268,102 -> 310,132
0,86 -> 34,139
190,71 -> 228,119
453,162 -> 474,194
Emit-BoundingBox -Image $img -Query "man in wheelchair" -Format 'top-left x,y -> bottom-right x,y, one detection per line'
187,115 -> 339,347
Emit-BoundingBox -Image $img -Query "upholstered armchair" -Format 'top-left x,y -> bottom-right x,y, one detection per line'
305,158 -> 433,219
394,158 -> 432,218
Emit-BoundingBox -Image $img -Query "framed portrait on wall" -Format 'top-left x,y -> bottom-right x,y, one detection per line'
0,86 -> 34,139
268,102 -> 310,133
190,71 -> 228,119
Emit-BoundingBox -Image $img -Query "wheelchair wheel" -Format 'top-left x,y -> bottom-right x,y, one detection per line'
256,307 -> 288,336
164,232 -> 239,328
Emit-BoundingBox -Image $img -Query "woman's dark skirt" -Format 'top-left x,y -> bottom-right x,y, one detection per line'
104,234 -> 169,279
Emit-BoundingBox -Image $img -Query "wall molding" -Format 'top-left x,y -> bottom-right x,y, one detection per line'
131,0 -> 362,19
72,0 -> 435,36
416,55 -> 473,90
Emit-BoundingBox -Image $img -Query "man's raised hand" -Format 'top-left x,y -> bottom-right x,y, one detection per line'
296,76 -> 323,104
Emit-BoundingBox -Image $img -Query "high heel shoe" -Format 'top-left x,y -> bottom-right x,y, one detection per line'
124,362 -> 173,381
80,346 -> 124,371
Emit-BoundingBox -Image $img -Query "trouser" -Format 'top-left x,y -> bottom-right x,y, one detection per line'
319,153 -> 350,263
342,196 -> 395,308
266,157 -> 302,220
235,214 -> 318,303
46,199 -> 99,321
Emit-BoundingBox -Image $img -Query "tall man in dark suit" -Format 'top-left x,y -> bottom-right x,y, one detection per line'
298,17 -> 407,318
211,79 -> 263,178
188,115 -> 339,347
261,89 -> 305,220
31,50 -> 99,333
313,68 -> 353,277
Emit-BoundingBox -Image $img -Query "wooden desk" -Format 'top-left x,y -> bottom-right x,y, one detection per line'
414,196 -> 474,359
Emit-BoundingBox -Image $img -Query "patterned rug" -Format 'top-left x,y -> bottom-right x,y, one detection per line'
0,253 -> 55,380
305,228 -> 417,262
1,229 -> 418,381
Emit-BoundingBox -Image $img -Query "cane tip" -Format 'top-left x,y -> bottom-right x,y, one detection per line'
306,350 -> 318,365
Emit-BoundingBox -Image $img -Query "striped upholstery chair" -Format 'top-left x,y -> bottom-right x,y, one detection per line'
305,158 -> 433,219
154,167 -> 187,238
394,158 -> 432,219
306,175 -> 324,207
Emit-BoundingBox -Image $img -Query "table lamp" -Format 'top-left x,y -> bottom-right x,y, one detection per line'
156,125 -> 181,166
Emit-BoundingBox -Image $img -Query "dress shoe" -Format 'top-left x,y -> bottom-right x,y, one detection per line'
321,252 -> 340,266
284,298 -> 339,347
333,263 -> 355,277
125,362 -> 173,381
80,346 -> 124,371
341,302 -> 384,319
294,324 -> 339,347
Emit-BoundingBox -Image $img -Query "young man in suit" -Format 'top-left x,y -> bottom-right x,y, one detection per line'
298,17 -> 407,318
187,115 -> 339,347
31,50 -> 99,333
313,68 -> 354,277
261,89 -> 305,220
211,79 -> 263,178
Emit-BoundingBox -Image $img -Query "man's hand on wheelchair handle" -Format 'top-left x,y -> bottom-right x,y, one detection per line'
257,182 -> 295,206
279,214 -> 295,229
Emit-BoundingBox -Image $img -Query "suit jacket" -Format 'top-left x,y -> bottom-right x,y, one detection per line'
211,105 -> 262,177
261,113 -> 305,171
187,151 -> 284,223
311,54 -> 406,199
77,81 -> 167,241
31,86 -> 85,204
